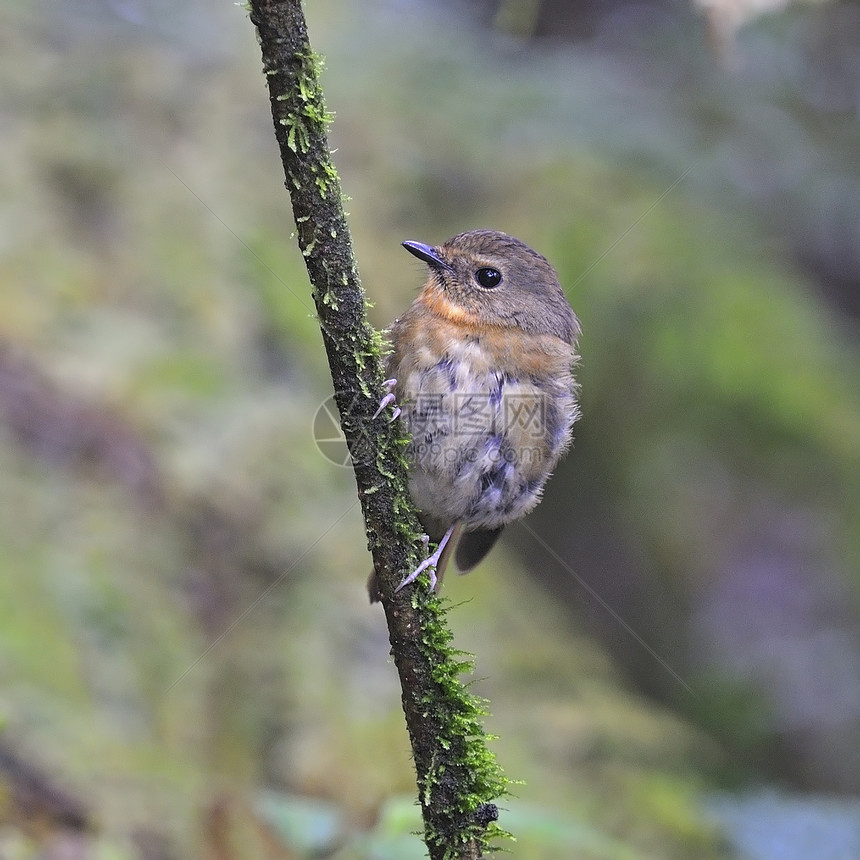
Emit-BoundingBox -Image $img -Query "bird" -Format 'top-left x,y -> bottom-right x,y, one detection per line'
368,229 -> 580,602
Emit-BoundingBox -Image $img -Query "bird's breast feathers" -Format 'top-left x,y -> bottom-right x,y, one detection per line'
388,312 -> 577,527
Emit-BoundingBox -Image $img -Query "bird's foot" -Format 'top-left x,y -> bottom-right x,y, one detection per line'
395,524 -> 455,594
372,378 -> 401,421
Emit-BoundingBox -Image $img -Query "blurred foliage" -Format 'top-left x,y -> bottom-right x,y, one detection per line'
0,0 -> 858,857
707,790 -> 860,859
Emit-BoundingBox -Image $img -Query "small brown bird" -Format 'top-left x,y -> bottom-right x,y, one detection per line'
369,229 -> 580,601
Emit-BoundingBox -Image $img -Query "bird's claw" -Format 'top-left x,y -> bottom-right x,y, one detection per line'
394,553 -> 438,593
372,379 -> 400,421
394,525 -> 455,595
372,392 -> 395,420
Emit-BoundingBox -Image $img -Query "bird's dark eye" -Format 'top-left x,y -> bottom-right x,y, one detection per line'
475,267 -> 502,289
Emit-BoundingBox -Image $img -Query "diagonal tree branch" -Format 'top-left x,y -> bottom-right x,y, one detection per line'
247,1 -> 509,857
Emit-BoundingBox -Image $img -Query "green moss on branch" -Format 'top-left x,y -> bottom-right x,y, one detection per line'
248,1 -> 511,856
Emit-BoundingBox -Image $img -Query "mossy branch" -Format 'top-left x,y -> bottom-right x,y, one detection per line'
247,1 -> 510,856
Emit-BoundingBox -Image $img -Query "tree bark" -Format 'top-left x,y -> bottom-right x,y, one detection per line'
247,2 -> 508,857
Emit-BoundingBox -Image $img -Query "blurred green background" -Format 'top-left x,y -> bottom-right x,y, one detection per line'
1,0 -> 859,857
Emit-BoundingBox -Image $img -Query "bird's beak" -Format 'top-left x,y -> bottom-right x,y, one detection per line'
402,240 -> 453,272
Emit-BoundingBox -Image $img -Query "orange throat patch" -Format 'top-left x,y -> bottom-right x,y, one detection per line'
417,285 -> 481,328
